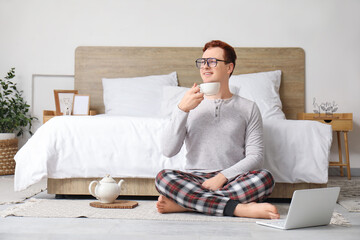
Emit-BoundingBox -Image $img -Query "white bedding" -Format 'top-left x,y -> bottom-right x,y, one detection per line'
14,116 -> 332,191
263,119 -> 332,184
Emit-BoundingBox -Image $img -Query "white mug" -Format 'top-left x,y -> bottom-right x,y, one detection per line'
199,82 -> 220,96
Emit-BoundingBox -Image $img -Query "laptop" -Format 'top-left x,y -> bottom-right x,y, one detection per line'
256,187 -> 340,230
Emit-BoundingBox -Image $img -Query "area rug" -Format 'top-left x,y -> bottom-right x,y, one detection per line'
0,176 -> 47,205
0,198 -> 350,227
328,176 -> 360,212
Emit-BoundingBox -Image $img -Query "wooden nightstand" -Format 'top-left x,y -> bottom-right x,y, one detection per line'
297,113 -> 353,179
43,110 -> 97,124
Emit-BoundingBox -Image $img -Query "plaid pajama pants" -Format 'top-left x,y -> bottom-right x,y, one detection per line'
155,169 -> 275,216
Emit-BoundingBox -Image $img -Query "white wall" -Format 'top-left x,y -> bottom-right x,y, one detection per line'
1,0 -> 360,167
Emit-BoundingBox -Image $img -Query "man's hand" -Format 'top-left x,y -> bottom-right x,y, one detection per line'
178,83 -> 204,112
202,173 -> 228,191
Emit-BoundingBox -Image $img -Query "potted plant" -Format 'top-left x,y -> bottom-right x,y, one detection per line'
0,68 -> 36,139
0,68 -> 36,175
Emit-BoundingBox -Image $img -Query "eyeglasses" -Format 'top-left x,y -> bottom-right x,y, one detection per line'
195,58 -> 230,69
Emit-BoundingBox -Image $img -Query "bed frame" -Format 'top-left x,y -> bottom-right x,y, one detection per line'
47,46 -> 326,198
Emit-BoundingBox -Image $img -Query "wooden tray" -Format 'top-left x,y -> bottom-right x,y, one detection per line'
89,200 -> 138,209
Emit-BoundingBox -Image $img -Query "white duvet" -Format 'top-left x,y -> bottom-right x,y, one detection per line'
14,116 -> 332,191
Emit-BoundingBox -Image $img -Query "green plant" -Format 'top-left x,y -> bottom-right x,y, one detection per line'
0,68 -> 36,136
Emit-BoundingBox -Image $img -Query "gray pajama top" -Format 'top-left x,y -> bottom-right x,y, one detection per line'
161,94 -> 264,181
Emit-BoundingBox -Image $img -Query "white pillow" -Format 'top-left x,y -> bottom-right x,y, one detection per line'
229,70 -> 286,119
102,72 -> 178,117
160,86 -> 189,118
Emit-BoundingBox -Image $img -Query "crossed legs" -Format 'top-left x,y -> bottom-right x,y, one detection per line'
155,169 -> 279,219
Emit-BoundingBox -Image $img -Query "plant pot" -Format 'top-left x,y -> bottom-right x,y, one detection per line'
0,133 -> 16,140
0,134 -> 18,175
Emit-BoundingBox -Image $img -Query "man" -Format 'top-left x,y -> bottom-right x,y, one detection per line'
155,40 -> 279,219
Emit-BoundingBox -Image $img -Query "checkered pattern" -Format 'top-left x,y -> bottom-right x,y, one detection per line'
155,169 -> 275,216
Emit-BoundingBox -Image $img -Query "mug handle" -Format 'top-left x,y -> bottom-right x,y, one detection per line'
89,180 -> 99,199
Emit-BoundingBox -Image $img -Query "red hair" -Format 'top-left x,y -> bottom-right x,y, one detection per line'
203,40 -> 237,75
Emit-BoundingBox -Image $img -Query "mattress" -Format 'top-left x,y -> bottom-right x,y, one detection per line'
14,115 -> 332,191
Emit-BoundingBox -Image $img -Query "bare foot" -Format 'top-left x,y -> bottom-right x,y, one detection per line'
156,195 -> 190,214
234,202 -> 280,219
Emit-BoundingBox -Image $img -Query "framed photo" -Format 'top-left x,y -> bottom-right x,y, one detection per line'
54,90 -> 78,116
72,94 -> 90,115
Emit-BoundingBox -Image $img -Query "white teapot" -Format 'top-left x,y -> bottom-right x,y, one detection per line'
89,174 -> 124,203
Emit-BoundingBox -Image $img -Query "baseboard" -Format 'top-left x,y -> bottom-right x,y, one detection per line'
329,167 -> 360,177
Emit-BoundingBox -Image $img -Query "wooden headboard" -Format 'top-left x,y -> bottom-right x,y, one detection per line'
75,47 -> 304,119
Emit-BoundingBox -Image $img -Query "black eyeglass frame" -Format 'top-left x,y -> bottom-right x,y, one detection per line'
195,58 -> 230,69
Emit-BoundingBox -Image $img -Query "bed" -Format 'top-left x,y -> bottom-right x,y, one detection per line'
14,47 -> 332,198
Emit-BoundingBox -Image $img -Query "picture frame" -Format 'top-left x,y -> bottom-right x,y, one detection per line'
72,94 -> 90,116
54,90 -> 78,116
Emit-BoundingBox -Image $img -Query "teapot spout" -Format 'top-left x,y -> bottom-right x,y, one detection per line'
118,179 -> 124,190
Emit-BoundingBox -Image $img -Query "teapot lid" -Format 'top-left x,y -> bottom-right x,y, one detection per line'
100,174 -> 116,183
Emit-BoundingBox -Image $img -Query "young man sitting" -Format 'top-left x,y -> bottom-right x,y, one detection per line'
155,40 -> 279,219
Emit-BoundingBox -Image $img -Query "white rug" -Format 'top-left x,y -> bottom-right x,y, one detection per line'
0,199 -> 277,222
0,176 -> 47,205
0,198 -> 351,226
328,176 -> 360,212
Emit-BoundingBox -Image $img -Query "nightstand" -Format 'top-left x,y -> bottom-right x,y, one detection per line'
297,113 -> 353,179
43,110 -> 97,124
